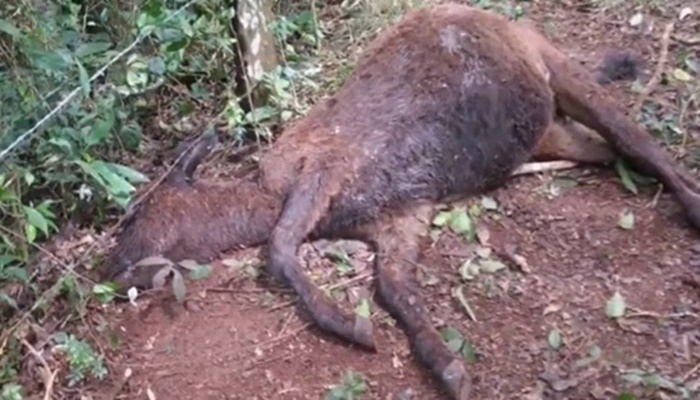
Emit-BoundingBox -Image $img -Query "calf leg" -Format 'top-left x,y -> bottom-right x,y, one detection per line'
364,204 -> 471,400
267,171 -> 376,349
531,32 -> 700,230
532,117 -> 615,164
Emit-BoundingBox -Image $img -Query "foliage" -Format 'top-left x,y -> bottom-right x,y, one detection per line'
0,0 -> 324,395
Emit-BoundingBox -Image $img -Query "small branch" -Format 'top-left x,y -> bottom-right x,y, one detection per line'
20,338 -> 58,400
106,368 -> 133,400
511,161 -> 580,177
267,271 -> 373,311
632,22 -> 674,117
682,360 -> 700,383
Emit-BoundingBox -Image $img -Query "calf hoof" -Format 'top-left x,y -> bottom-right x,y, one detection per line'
441,359 -> 472,400
353,316 -> 377,350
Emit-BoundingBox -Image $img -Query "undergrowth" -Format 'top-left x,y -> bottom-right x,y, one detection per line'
0,0 -> 332,396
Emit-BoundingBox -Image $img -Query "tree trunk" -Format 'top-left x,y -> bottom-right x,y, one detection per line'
233,0 -> 279,110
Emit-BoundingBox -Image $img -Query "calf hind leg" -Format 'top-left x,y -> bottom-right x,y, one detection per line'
267,171 -> 376,349
531,117 -> 615,164
535,36 -> 700,230
366,204 -> 471,400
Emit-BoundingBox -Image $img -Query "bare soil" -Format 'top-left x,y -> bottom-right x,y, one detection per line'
80,1 -> 700,399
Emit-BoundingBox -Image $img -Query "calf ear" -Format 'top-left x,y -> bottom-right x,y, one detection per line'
172,130 -> 219,181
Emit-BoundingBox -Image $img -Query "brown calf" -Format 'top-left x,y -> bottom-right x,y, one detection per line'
103,5 -> 700,399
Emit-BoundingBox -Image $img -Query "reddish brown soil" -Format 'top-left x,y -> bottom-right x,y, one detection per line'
83,1 -> 700,399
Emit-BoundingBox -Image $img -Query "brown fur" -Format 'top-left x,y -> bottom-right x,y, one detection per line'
103,5 -> 700,399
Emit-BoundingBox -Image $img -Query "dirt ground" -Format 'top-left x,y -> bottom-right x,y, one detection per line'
79,1 -> 700,399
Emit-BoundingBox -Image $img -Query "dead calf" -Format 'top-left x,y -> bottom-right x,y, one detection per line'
103,5 -> 700,399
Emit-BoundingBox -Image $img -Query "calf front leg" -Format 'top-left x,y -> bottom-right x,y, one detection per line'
364,204 -> 472,400
267,171 -> 376,350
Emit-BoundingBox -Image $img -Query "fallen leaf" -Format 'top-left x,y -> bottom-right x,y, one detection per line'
475,246 -> 492,259
672,68 -> 693,82
440,326 -> 465,353
548,328 -> 563,350
432,211 -> 452,227
479,259 -> 507,273
617,212 -> 635,230
543,303 -> 562,316
480,196 -> 499,211
605,291 -> 627,319
450,210 -> 475,240
629,12 -> 643,26
679,7 -> 693,20
171,270 -> 187,304
355,298 -> 371,318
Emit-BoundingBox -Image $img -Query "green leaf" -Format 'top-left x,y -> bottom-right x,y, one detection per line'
148,57 -> 166,75
460,341 -> 477,363
605,291 -> 626,319
449,210 -> 475,240
171,269 -> 187,304
440,326 -> 465,353
468,203 -> 482,218
2,267 -> 28,282
27,48 -> 71,72
188,264 -> 212,281
81,160 -> 139,196
108,163 -> 150,184
24,206 -> 49,235
85,114 -> 115,148
92,283 -> 117,303
74,42 -> 112,58
165,38 -> 189,52
25,223 -> 37,243
617,212 -> 635,230
615,159 -> 638,195
0,292 -> 18,310
615,392 -> 637,400
547,328 -> 562,350
76,60 -> 91,97
0,19 -> 24,38
432,211 -> 452,227
355,298 -> 371,318
0,255 -> 19,268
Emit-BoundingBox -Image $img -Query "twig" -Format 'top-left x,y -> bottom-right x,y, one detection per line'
254,322 -> 312,351
626,307 -> 697,319
682,360 -> 700,383
267,271 -> 373,311
511,161 -> 580,177
20,338 -> 58,400
277,310 -> 296,337
632,22 -> 674,117
0,225 -> 96,285
673,34 -> 700,46
106,367 -> 133,400
645,183 -> 663,209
